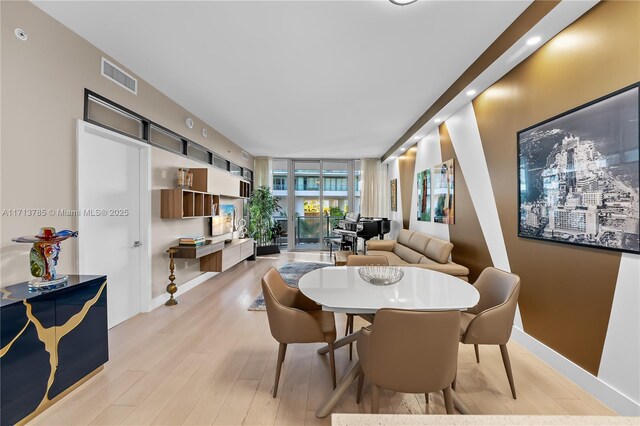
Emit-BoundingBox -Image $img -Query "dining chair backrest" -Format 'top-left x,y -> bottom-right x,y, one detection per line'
261,267 -> 324,344
463,267 -> 520,344
467,267 -> 520,315
363,309 -> 460,393
346,255 -> 389,266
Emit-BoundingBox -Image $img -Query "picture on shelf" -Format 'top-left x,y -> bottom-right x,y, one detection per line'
417,169 -> 431,221
433,159 -> 455,224
211,204 -> 235,236
518,84 -> 639,253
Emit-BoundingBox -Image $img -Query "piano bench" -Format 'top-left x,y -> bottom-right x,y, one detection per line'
334,251 -> 351,266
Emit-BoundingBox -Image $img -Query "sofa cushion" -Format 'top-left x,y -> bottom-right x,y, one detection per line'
425,237 -> 454,264
397,229 -> 414,247
392,244 -> 425,264
366,239 -> 395,252
418,257 -> 469,276
366,250 -> 408,266
408,233 -> 431,254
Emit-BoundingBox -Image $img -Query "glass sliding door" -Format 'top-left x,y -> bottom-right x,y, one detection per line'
322,161 -> 349,249
272,159 -> 289,249
294,161 -> 322,250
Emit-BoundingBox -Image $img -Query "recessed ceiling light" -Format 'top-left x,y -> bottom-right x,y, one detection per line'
466,89 -> 477,97
435,118 -> 442,123
390,156 -> 397,160
526,36 -> 542,46
400,147 -> 406,152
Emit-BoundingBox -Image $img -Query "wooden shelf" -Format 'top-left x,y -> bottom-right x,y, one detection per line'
161,189 -> 220,219
239,180 -> 251,198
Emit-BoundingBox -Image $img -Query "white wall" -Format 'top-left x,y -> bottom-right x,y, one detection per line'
387,161 -> 402,240
408,129 -> 450,241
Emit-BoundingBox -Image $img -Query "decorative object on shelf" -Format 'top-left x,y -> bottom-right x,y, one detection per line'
357,265 -> 404,286
433,159 -> 455,224
176,168 -> 194,189
165,247 -> 178,306
177,168 -> 188,188
237,218 -> 248,239
390,178 -> 398,212
186,169 -> 193,188
417,169 -> 431,221
518,84 -> 639,254
12,227 -> 78,289
248,185 -> 282,255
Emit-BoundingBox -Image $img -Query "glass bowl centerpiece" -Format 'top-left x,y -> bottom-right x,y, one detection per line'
358,265 -> 404,286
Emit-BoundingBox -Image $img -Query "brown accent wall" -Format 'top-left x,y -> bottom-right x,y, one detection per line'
473,1 -> 639,375
398,149 -> 416,230
439,125 -> 494,283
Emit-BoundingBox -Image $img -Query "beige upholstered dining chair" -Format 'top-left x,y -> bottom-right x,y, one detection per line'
262,267 -> 337,397
457,267 -> 521,399
356,309 -> 461,414
343,255 -> 389,359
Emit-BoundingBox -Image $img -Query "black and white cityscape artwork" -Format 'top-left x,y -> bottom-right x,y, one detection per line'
518,85 -> 639,254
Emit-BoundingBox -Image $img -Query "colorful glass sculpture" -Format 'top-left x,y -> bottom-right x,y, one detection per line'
12,227 -> 78,288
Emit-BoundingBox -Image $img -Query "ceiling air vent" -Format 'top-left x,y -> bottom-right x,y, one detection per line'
101,57 -> 137,95
242,151 -> 249,160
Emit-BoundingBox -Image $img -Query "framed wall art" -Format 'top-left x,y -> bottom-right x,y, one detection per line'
518,83 -> 639,254
433,159 -> 455,224
417,169 -> 431,221
390,179 -> 398,212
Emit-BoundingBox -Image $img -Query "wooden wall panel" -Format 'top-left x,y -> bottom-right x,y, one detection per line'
398,149 -> 416,230
473,1 -> 639,374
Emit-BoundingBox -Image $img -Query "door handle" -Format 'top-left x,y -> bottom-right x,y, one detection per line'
133,241 -> 142,247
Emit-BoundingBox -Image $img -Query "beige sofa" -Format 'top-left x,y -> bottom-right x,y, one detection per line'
366,229 -> 469,280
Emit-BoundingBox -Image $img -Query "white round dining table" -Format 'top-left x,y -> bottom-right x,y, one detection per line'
298,266 -> 479,314
297,266 -> 480,418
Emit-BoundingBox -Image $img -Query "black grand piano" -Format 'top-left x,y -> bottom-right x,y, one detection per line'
331,213 -> 391,254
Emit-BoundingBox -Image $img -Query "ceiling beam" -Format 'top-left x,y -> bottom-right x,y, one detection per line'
381,0 -> 561,162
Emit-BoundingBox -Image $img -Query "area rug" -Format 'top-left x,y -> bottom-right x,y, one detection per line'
248,262 -> 330,311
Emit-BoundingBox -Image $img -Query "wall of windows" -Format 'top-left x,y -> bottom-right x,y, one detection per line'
272,159 -> 361,251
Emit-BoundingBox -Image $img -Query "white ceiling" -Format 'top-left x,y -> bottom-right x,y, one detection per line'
33,0 -> 531,159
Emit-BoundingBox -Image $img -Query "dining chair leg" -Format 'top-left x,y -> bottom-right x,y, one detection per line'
474,344 -> 480,363
451,371 -> 457,391
443,386 -> 454,414
425,393 -> 430,408
273,343 -> 287,398
344,314 -> 354,360
500,344 -> 517,399
356,366 -> 365,404
329,342 -> 337,389
371,384 -> 380,414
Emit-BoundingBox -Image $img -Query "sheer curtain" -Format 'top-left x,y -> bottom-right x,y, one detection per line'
360,158 -> 389,218
254,157 -> 272,189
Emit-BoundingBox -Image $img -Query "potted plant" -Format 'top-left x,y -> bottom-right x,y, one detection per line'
248,185 -> 282,255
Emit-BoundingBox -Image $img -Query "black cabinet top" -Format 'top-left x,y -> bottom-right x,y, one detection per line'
1,275 -> 107,308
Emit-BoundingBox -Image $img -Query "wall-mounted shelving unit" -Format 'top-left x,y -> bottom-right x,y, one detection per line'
161,167 -> 252,218
160,189 -> 220,219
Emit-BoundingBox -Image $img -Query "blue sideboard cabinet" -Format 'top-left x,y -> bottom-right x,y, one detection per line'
0,275 -> 108,425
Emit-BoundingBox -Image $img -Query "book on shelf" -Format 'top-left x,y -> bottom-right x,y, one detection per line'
179,236 -> 205,246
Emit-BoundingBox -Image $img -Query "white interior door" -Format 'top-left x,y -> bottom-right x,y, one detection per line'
77,121 -> 150,328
